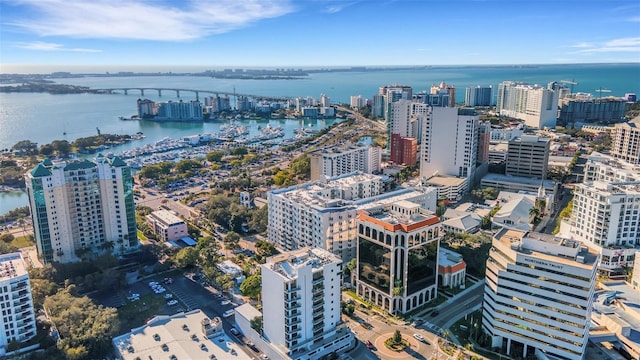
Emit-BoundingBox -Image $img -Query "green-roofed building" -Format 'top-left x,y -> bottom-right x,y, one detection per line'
25,157 -> 139,264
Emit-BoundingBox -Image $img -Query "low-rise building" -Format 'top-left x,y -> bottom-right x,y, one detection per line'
146,209 -> 188,242
112,310 -> 252,360
424,175 -> 468,202
438,248 -> 466,288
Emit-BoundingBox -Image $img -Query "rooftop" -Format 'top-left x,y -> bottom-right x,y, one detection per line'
439,247 -> 465,268
0,252 -> 28,282
358,203 -> 440,233
148,209 -> 185,226
112,309 -> 253,360
266,247 -> 341,280
425,175 -> 467,187
494,228 -> 598,269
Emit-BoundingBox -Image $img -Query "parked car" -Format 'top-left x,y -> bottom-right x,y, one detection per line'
167,300 -> 178,306
430,310 -> 439,317
164,293 -> 173,299
220,300 -> 231,306
229,327 -> 240,336
365,340 -> 375,349
223,309 -> 234,318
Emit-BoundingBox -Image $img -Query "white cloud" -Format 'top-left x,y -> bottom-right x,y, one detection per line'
15,41 -> 102,52
8,0 -> 294,41
628,16 -> 640,22
321,1 -> 359,14
570,37 -> 640,54
568,42 -> 594,48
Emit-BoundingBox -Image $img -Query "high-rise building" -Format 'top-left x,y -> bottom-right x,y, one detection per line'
261,248 -> 354,358
505,135 -> 550,179
496,81 -> 559,129
155,100 -> 203,121
390,134 -> 417,166
482,229 -> 597,360
557,96 -> 626,125
390,99 -> 412,138
350,95 -> 365,109
371,94 -> 385,119
0,253 -> 36,354
136,98 -> 156,118
320,93 -> 330,107
420,107 -> 479,193
477,122 -> 491,163
267,172 -> 438,261
25,155 -> 139,264
356,200 -> 442,314
430,81 -> 456,107
465,85 -> 494,107
308,145 -> 381,181
611,116 -> 640,165
381,85 -> 413,145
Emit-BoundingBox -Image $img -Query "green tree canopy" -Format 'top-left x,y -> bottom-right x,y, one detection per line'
207,150 -> 225,162
44,286 -> 119,360
239,273 -> 261,299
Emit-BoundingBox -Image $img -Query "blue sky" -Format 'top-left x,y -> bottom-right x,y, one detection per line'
1,0 -> 639,73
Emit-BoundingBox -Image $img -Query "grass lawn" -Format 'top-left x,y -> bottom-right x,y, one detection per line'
137,230 -> 149,242
11,234 -> 34,248
450,310 -> 483,347
118,294 -> 166,333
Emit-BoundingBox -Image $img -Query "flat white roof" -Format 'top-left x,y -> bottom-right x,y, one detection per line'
112,309 -> 253,360
149,209 -> 184,226
0,252 -> 28,282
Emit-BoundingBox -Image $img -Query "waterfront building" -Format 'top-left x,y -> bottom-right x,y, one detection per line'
611,116 -> 640,165
381,85 -> 413,142
557,96 -> 626,125
0,253 -> 36,356
482,229 -> 598,360
25,155 -> 138,264
421,91 -> 452,107
465,85 -> 494,107
506,135 -> 550,179
112,310 -> 253,360
145,209 -> 188,243
136,98 -> 156,118
155,100 -> 203,121
430,81 -> 456,107
320,93 -> 330,107
350,95 -> 366,109
419,107 -> 479,194
390,99 -> 412,138
260,248 -> 354,359
320,106 -> 335,117
356,200 -> 442,315
496,81 -> 559,129
308,145 -> 381,181
301,106 -> 319,118
267,172 -> 438,261
390,134 -> 417,166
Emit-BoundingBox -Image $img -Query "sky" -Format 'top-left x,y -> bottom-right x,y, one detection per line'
1,0 -> 639,73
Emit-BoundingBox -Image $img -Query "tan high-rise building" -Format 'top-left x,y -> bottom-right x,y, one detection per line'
611,116 -> 640,165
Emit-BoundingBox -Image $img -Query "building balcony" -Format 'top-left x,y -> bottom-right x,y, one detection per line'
285,295 -> 301,303
285,310 -> 301,318
312,303 -> 324,312
286,317 -> 301,326
285,302 -> 301,311
312,277 -> 324,285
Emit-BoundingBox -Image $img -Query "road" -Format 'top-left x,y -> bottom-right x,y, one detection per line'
335,106 -> 387,132
429,284 -> 485,330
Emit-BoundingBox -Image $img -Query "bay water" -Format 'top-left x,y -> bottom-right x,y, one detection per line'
1,63 -> 638,215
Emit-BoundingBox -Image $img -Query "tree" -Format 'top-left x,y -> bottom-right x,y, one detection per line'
174,247 -> 199,268
44,286 -> 119,359
255,240 -> 277,257
249,205 -> 268,234
11,140 -> 38,155
0,233 -> 14,243
207,150 -> 225,163
51,140 -> 72,156
224,231 -> 241,250
39,143 -> 55,156
528,207 -> 540,221
250,316 -> 263,334
392,330 -> 403,344
239,273 -> 261,299
230,147 -> 248,157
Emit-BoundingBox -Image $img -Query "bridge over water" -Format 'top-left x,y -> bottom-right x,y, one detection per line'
90,87 -> 292,101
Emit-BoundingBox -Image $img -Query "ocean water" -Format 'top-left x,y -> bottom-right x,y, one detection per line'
0,63 -> 639,215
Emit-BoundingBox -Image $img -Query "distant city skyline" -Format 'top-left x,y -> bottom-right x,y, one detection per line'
1,0 -> 639,74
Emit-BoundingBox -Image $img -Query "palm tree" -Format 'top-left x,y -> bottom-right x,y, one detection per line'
528,207 -> 540,222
